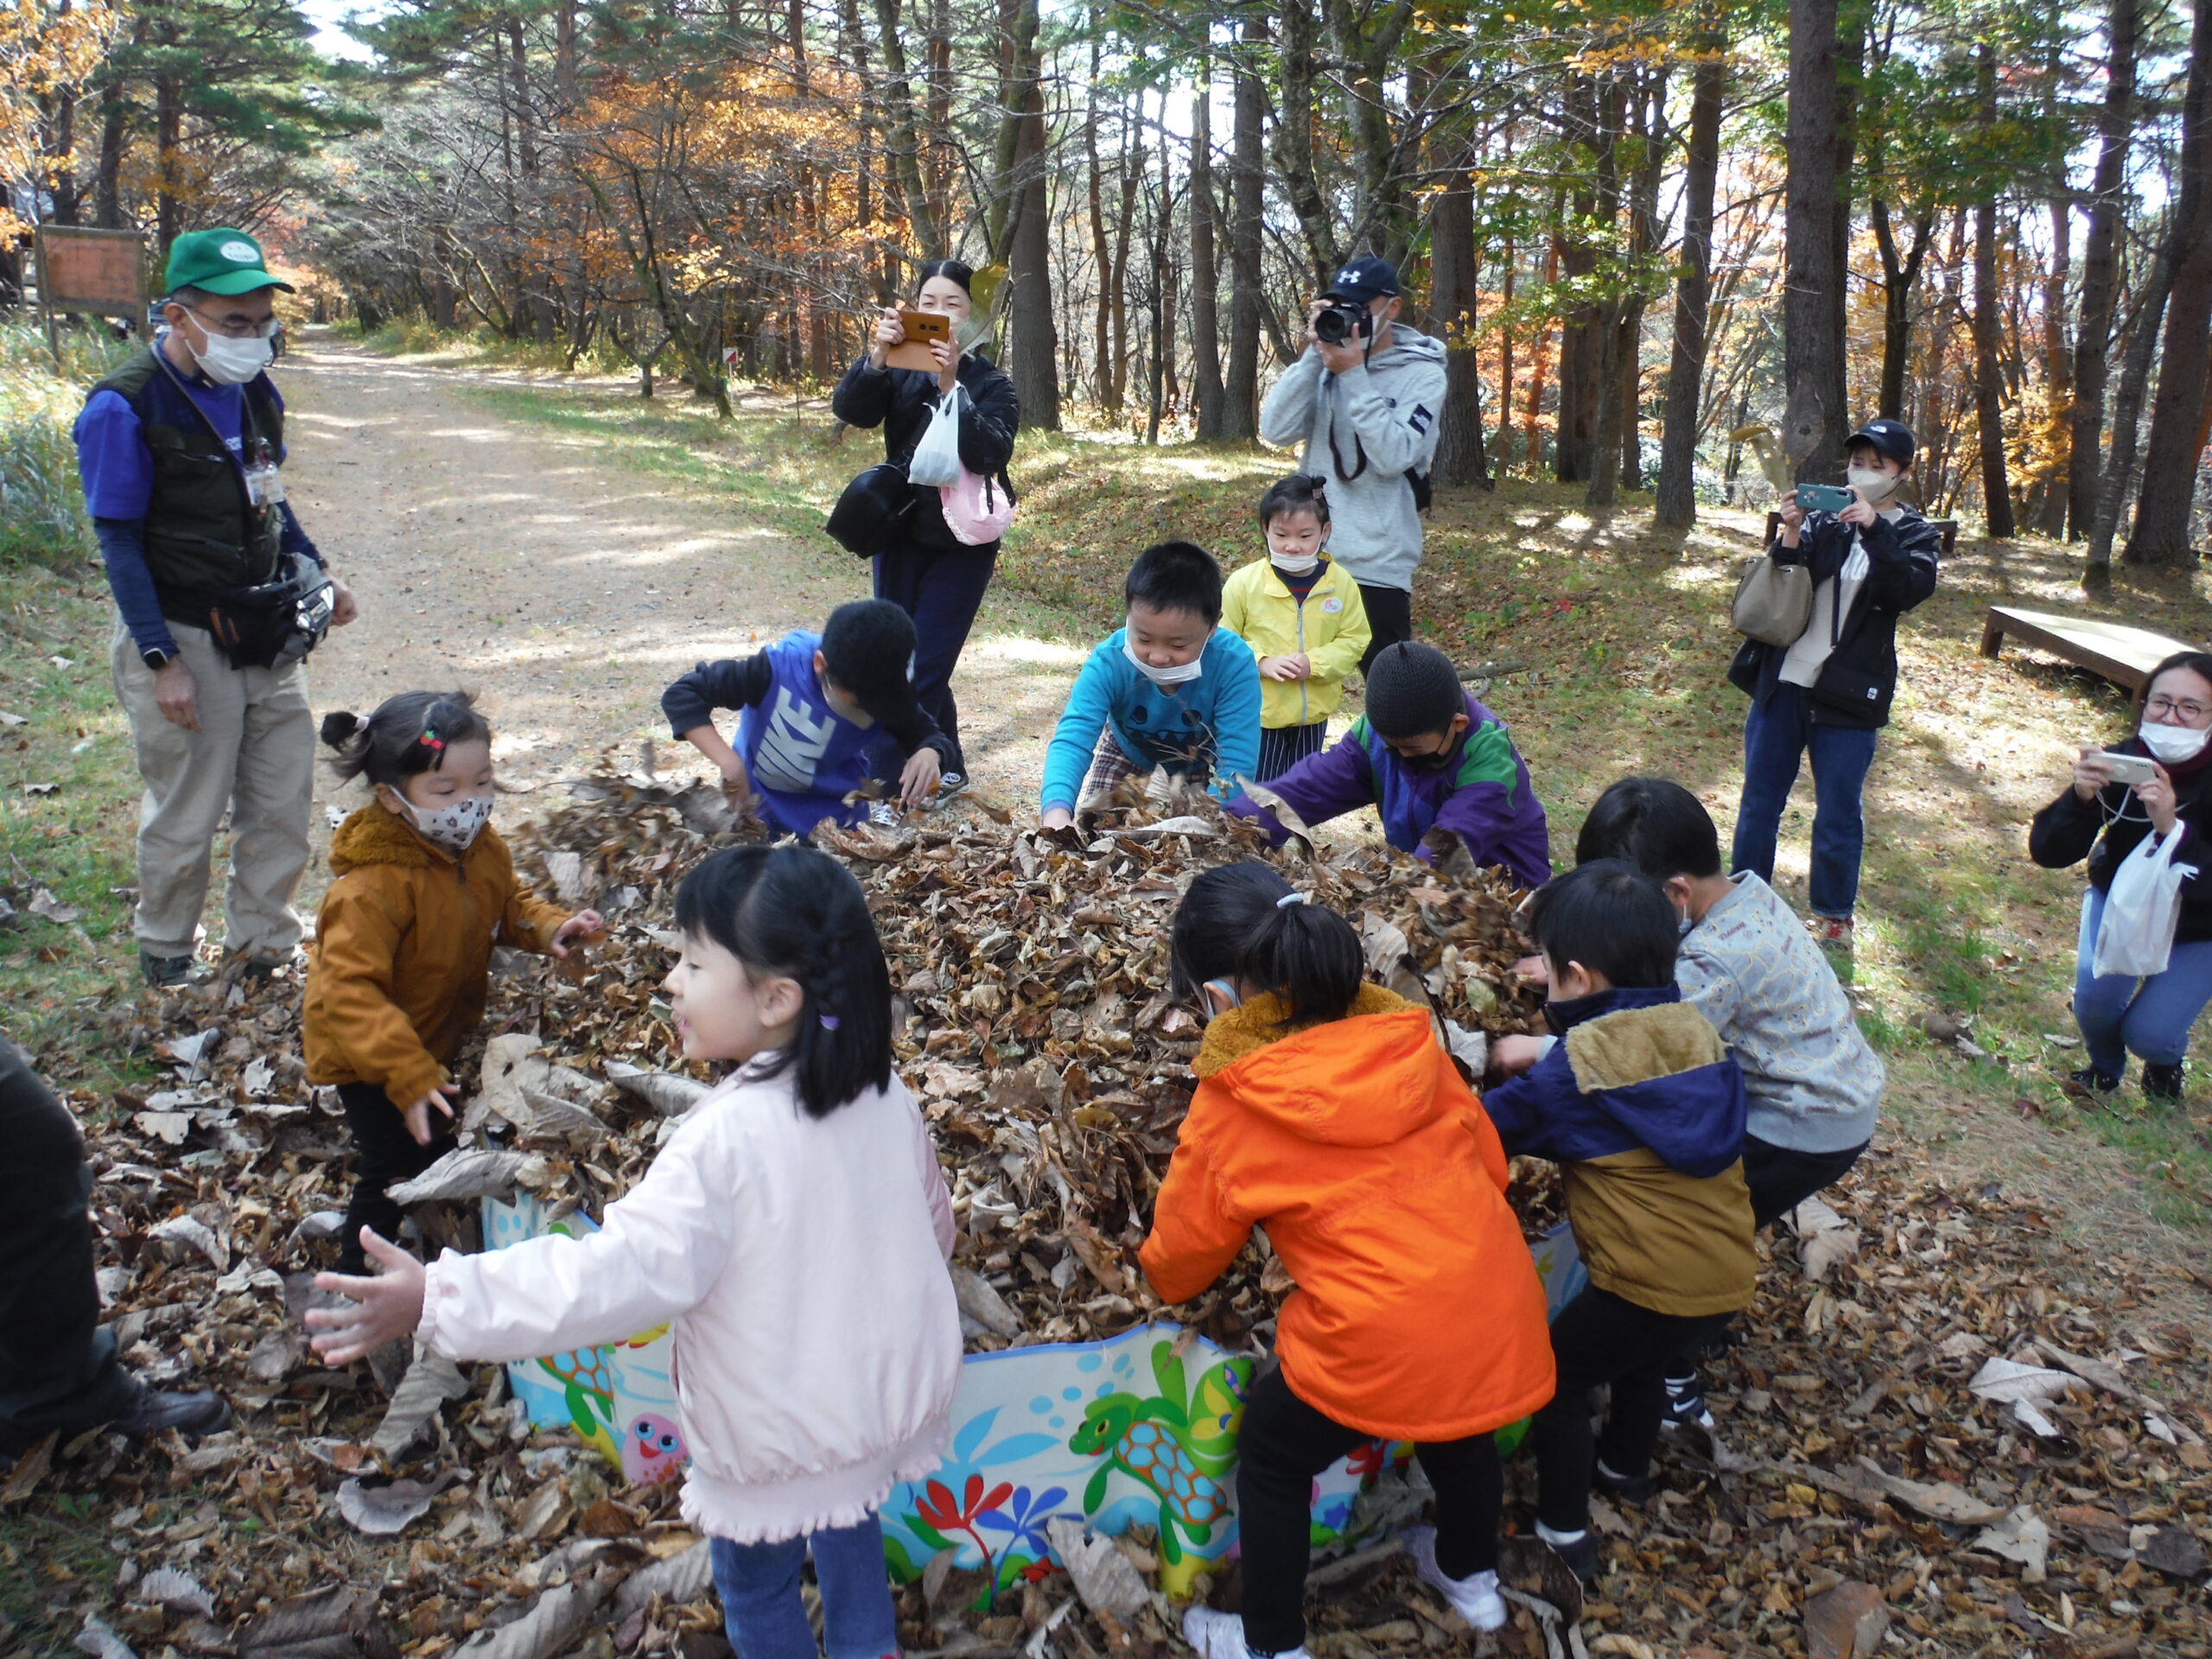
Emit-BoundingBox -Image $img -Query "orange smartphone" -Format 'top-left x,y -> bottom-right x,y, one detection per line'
884,308 -> 952,372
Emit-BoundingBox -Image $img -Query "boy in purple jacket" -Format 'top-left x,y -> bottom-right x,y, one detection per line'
1228,641 -> 1551,887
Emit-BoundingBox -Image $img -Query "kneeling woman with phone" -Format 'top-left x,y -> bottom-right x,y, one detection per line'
2031,652 -> 2212,1102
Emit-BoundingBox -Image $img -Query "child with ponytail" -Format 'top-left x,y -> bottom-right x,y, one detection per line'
1144,864 -> 1554,1659
305,692 -> 602,1273
308,844 -> 963,1659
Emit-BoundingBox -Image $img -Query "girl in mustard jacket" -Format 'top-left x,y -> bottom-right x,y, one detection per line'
304,691 -> 601,1273
1144,863 -> 1553,1659
1220,476 -> 1370,780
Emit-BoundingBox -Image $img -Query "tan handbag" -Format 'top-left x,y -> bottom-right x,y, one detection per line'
1731,550 -> 1814,647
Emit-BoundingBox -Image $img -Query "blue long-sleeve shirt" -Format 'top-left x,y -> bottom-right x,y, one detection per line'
1039,626 -> 1262,815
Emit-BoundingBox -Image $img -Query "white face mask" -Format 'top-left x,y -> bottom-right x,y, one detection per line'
391,791 -> 493,853
2139,721 -> 2210,765
183,315 -> 275,385
1846,465 -> 1899,505
1269,550 -> 1321,576
1123,638 -> 1205,685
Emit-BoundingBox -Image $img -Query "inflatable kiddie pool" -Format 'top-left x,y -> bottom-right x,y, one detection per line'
485,1193 -> 1587,1596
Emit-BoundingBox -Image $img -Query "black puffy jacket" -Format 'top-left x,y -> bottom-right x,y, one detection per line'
830,350 -> 1020,552
2031,735 -> 2212,944
1726,508 -> 1942,729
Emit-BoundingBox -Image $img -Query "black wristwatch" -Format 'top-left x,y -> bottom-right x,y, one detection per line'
142,646 -> 175,671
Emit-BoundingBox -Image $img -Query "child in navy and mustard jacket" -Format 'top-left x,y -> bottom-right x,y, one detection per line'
1479,860 -> 1755,1584
664,600 -> 947,836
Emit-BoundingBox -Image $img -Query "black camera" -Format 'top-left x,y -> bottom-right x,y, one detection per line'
1313,299 -> 1372,346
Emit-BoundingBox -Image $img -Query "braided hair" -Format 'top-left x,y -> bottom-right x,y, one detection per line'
672,845 -> 893,1117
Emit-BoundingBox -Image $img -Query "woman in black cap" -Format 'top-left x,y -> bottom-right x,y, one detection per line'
1726,420 -> 1942,956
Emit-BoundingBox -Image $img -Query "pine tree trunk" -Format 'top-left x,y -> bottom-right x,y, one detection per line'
1496,235 -> 1516,474
2123,0 -> 2212,565
872,0 -> 940,257
1974,194 -> 2018,537
1001,0 -> 1060,431
2069,0 -> 2140,539
1189,67 -> 1227,440
1656,37 -> 1725,529
2036,195 -> 2074,535
2088,238 -> 2175,571
1783,0 -> 1849,483
1871,200 -> 1933,420
1222,31 -> 1266,442
1429,151 -> 1489,489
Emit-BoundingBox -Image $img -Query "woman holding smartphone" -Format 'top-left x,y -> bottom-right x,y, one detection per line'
831,260 -> 1020,797
2032,652 -> 2212,1102
1726,418 -> 1942,957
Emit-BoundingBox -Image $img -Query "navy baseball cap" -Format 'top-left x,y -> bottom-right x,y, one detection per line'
1845,418 -> 1915,466
1322,256 -> 1401,306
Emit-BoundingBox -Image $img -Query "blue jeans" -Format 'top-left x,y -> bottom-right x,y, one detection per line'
710,1516 -> 900,1659
2072,887 -> 2212,1077
1731,682 -> 1880,920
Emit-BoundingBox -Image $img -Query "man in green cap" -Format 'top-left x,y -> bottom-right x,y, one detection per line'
73,227 -> 360,986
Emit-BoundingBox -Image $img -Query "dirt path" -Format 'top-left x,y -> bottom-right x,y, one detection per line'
278,333 -> 1078,836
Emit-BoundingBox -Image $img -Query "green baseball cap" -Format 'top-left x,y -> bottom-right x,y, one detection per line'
164,228 -> 294,297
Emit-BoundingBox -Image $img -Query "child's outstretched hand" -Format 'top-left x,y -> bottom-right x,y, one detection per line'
402,1085 -> 455,1147
1490,1033 -> 1548,1080
899,747 -> 945,810
307,1229 -> 427,1365
550,909 -> 605,959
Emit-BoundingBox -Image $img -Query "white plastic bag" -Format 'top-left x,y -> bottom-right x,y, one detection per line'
2092,830 -> 2197,978
906,391 -> 963,488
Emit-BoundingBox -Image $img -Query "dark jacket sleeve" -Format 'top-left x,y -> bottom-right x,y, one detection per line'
832,358 -> 895,429
1224,734 -> 1376,841
956,364 -> 1020,479
880,702 -> 950,764
1476,1050 -> 1579,1160
1859,513 -> 1942,613
663,654 -> 773,738
2030,784 -> 2111,871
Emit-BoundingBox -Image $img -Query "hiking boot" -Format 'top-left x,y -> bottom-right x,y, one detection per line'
1403,1526 -> 1507,1631
2142,1061 -> 2185,1103
140,951 -> 198,988
111,1387 -> 232,1440
1593,1459 -> 1658,1504
1811,915 -> 1853,949
1662,1372 -> 1715,1431
2064,1065 -> 2121,1098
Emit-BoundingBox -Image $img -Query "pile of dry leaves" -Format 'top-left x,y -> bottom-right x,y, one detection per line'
12,775 -> 2207,1659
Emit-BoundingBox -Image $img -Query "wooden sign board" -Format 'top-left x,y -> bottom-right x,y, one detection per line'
35,226 -> 147,315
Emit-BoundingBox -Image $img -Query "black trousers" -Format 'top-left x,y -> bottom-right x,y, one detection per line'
1236,1366 -> 1502,1656
0,1039 -> 141,1452
337,1081 -> 452,1273
1532,1286 -> 1734,1534
1744,1135 -> 1866,1228
1355,583 -> 1414,674
870,536 -> 996,779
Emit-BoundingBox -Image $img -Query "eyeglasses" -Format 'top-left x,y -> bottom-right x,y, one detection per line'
183,304 -> 279,340
2146,696 -> 2209,722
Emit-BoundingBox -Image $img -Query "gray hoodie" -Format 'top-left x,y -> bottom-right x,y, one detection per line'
1257,324 -> 1448,593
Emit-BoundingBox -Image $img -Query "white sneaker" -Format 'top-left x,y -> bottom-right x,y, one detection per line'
1403,1526 -> 1508,1632
868,800 -> 901,827
1181,1607 -> 1306,1659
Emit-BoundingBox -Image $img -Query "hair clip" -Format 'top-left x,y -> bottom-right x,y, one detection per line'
1276,892 -> 1307,908
418,726 -> 444,753
818,1014 -> 841,1031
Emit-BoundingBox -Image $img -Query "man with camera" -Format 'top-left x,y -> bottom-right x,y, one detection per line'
1259,256 -> 1446,671
73,228 -> 358,987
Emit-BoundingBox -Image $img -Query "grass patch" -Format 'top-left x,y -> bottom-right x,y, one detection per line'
344,330 -> 2212,1228
1,321 -> 134,569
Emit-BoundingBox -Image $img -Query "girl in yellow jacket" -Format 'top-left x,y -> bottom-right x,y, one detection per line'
304,691 -> 601,1274
1220,475 -> 1371,780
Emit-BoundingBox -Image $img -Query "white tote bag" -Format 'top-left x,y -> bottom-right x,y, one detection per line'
906,391 -> 963,489
2092,829 -> 2198,978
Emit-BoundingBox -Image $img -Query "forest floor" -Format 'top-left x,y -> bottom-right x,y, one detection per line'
3,327 -> 2211,1656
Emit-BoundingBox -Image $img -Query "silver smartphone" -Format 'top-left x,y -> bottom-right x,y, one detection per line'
2101,750 -> 2159,786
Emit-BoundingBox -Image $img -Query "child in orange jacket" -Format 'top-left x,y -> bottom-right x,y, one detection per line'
1141,863 -> 1554,1659
304,691 -> 601,1274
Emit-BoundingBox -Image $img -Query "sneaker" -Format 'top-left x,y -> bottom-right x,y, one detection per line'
936,770 -> 970,798
867,801 -> 901,828
1403,1526 -> 1507,1631
110,1387 -> 232,1440
1183,1606 -> 1300,1659
140,951 -> 197,988
1662,1372 -> 1715,1432
2064,1065 -> 2122,1097
1531,1522 -> 1601,1585
2142,1061 -> 2184,1103
1592,1459 -> 1657,1504
1811,915 -> 1853,949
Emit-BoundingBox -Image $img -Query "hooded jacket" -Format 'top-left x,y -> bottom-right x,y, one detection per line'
1726,507 -> 1942,730
304,804 -> 573,1111
1139,985 -> 1556,1441
1479,985 -> 1755,1317
2031,733 -> 2212,943
830,351 -> 1020,553
1258,327 -> 1447,594
1219,557 -> 1371,729
416,1059 -> 963,1545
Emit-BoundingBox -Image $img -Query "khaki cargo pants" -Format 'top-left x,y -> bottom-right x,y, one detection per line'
109,617 -> 315,962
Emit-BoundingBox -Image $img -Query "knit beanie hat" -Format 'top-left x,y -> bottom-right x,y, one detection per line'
1363,641 -> 1465,739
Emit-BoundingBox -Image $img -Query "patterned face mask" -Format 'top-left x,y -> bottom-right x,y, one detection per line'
391,791 -> 493,853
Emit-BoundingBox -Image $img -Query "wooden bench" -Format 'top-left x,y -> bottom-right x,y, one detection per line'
1979,606 -> 2202,709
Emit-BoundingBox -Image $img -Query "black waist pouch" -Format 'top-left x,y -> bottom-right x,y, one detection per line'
200,556 -> 334,671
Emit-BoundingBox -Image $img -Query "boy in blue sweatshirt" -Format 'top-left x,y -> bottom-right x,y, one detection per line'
663,599 -> 948,837
1039,542 -> 1262,826
1478,861 -> 1755,1583
1227,641 -> 1551,887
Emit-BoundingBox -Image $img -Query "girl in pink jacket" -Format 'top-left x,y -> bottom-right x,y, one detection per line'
308,845 -> 963,1659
